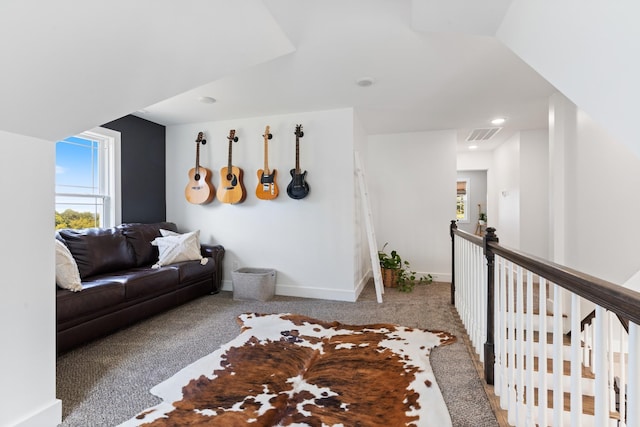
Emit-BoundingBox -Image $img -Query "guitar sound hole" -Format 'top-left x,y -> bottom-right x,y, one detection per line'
194,173 -> 201,181
226,174 -> 233,181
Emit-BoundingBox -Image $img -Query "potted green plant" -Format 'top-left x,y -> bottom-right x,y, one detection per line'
378,243 -> 433,292
478,212 -> 487,225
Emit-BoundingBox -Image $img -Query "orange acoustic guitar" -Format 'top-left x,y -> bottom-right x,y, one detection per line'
255,125 -> 279,200
185,131 -> 215,204
217,129 -> 246,204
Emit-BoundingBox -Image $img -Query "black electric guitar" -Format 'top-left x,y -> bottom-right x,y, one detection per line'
255,125 -> 279,200
217,129 -> 246,204
287,124 -> 310,199
185,131 -> 215,204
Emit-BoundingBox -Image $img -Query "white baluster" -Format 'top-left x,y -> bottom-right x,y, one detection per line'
552,284 -> 564,427
538,278 -> 548,427
594,306 -> 610,427
570,293 -> 582,426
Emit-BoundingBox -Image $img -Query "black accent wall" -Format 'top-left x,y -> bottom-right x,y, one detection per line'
103,115 -> 166,223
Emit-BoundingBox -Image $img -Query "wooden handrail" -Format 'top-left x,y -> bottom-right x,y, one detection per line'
452,226 -> 640,327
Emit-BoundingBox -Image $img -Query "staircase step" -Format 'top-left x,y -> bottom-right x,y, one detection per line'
525,388 -> 620,420
505,356 -> 596,395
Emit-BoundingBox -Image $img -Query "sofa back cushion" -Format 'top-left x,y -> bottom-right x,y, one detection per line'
58,227 -> 136,279
118,222 -> 178,267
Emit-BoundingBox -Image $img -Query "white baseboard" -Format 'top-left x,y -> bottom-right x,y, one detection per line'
12,399 -> 61,427
220,271 -> 450,302
221,280 -> 357,302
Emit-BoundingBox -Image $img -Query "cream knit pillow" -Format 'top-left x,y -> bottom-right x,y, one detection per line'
55,240 -> 82,292
151,229 -> 208,268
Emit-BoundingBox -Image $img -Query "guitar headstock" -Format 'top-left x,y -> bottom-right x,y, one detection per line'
295,124 -> 304,138
227,129 -> 238,143
195,131 -> 206,145
263,125 -> 272,140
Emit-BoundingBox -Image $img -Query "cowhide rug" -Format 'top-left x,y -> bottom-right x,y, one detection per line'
119,313 -> 456,427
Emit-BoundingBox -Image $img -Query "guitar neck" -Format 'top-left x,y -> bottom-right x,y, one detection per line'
295,136 -> 300,173
263,139 -> 270,174
227,139 -> 232,171
195,142 -> 201,174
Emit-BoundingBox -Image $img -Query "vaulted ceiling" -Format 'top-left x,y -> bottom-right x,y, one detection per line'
0,0 -> 557,150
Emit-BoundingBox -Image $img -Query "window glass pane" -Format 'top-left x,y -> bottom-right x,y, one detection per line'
55,131 -> 113,229
55,196 -> 103,229
56,136 -> 99,195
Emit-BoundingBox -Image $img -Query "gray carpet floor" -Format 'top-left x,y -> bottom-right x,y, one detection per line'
56,281 -> 498,426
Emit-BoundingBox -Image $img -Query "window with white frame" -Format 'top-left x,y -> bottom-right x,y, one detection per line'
55,127 -> 121,229
456,179 -> 469,222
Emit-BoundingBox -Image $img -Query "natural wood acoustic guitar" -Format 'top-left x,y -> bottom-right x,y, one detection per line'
286,124 -> 310,199
185,131 -> 215,204
217,129 -> 246,204
255,125 -> 279,200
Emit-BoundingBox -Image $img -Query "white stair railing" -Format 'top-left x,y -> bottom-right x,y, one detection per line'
450,222 -> 640,427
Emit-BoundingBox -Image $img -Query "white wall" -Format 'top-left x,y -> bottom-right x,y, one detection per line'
565,108 -> 640,284
367,130 -> 457,281
166,108 -> 360,301
492,133 -> 521,248
487,129 -> 549,255
498,1 -> 640,159
519,129 -> 549,258
353,111 -> 372,291
0,131 -> 61,426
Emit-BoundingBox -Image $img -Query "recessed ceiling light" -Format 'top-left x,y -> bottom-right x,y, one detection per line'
469,145 -> 478,150
491,117 -> 506,125
198,96 -> 216,104
356,77 -> 375,87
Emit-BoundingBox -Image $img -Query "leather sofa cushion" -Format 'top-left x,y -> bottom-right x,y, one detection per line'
105,267 -> 180,300
119,222 -> 178,267
57,280 -> 125,323
170,258 -> 216,285
58,227 -> 136,279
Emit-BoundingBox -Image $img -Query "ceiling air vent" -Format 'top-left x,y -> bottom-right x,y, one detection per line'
466,127 -> 502,141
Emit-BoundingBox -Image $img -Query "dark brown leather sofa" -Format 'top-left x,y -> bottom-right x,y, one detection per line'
55,222 -> 224,354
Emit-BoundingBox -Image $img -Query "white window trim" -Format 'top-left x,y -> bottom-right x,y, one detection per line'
457,177 -> 470,224
56,126 -> 121,227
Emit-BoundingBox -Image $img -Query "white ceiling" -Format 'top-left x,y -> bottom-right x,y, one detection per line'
0,0 -> 557,151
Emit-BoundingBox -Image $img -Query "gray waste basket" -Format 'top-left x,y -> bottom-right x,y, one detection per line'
232,268 -> 276,301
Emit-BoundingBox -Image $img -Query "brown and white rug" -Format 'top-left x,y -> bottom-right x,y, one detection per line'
119,313 -> 456,426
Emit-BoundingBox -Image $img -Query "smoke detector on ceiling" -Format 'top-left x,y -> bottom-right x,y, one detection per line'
466,127 -> 502,142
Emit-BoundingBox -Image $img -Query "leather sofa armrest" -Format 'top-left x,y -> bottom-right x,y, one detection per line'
201,244 -> 225,293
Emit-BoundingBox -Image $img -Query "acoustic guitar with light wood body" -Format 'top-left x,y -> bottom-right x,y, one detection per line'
217,129 -> 246,204
255,125 -> 279,200
185,131 -> 215,204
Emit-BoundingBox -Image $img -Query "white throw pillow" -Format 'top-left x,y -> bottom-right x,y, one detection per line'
55,240 -> 82,292
151,229 -> 208,268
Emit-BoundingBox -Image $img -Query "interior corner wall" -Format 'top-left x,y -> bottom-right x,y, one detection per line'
366,130 -> 457,281
165,108 -> 357,301
492,133 -> 521,249
497,1 -> 640,160
0,131 -> 61,426
519,129 -> 549,259
103,115 -> 167,224
566,109 -> 640,284
353,111 -> 372,296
